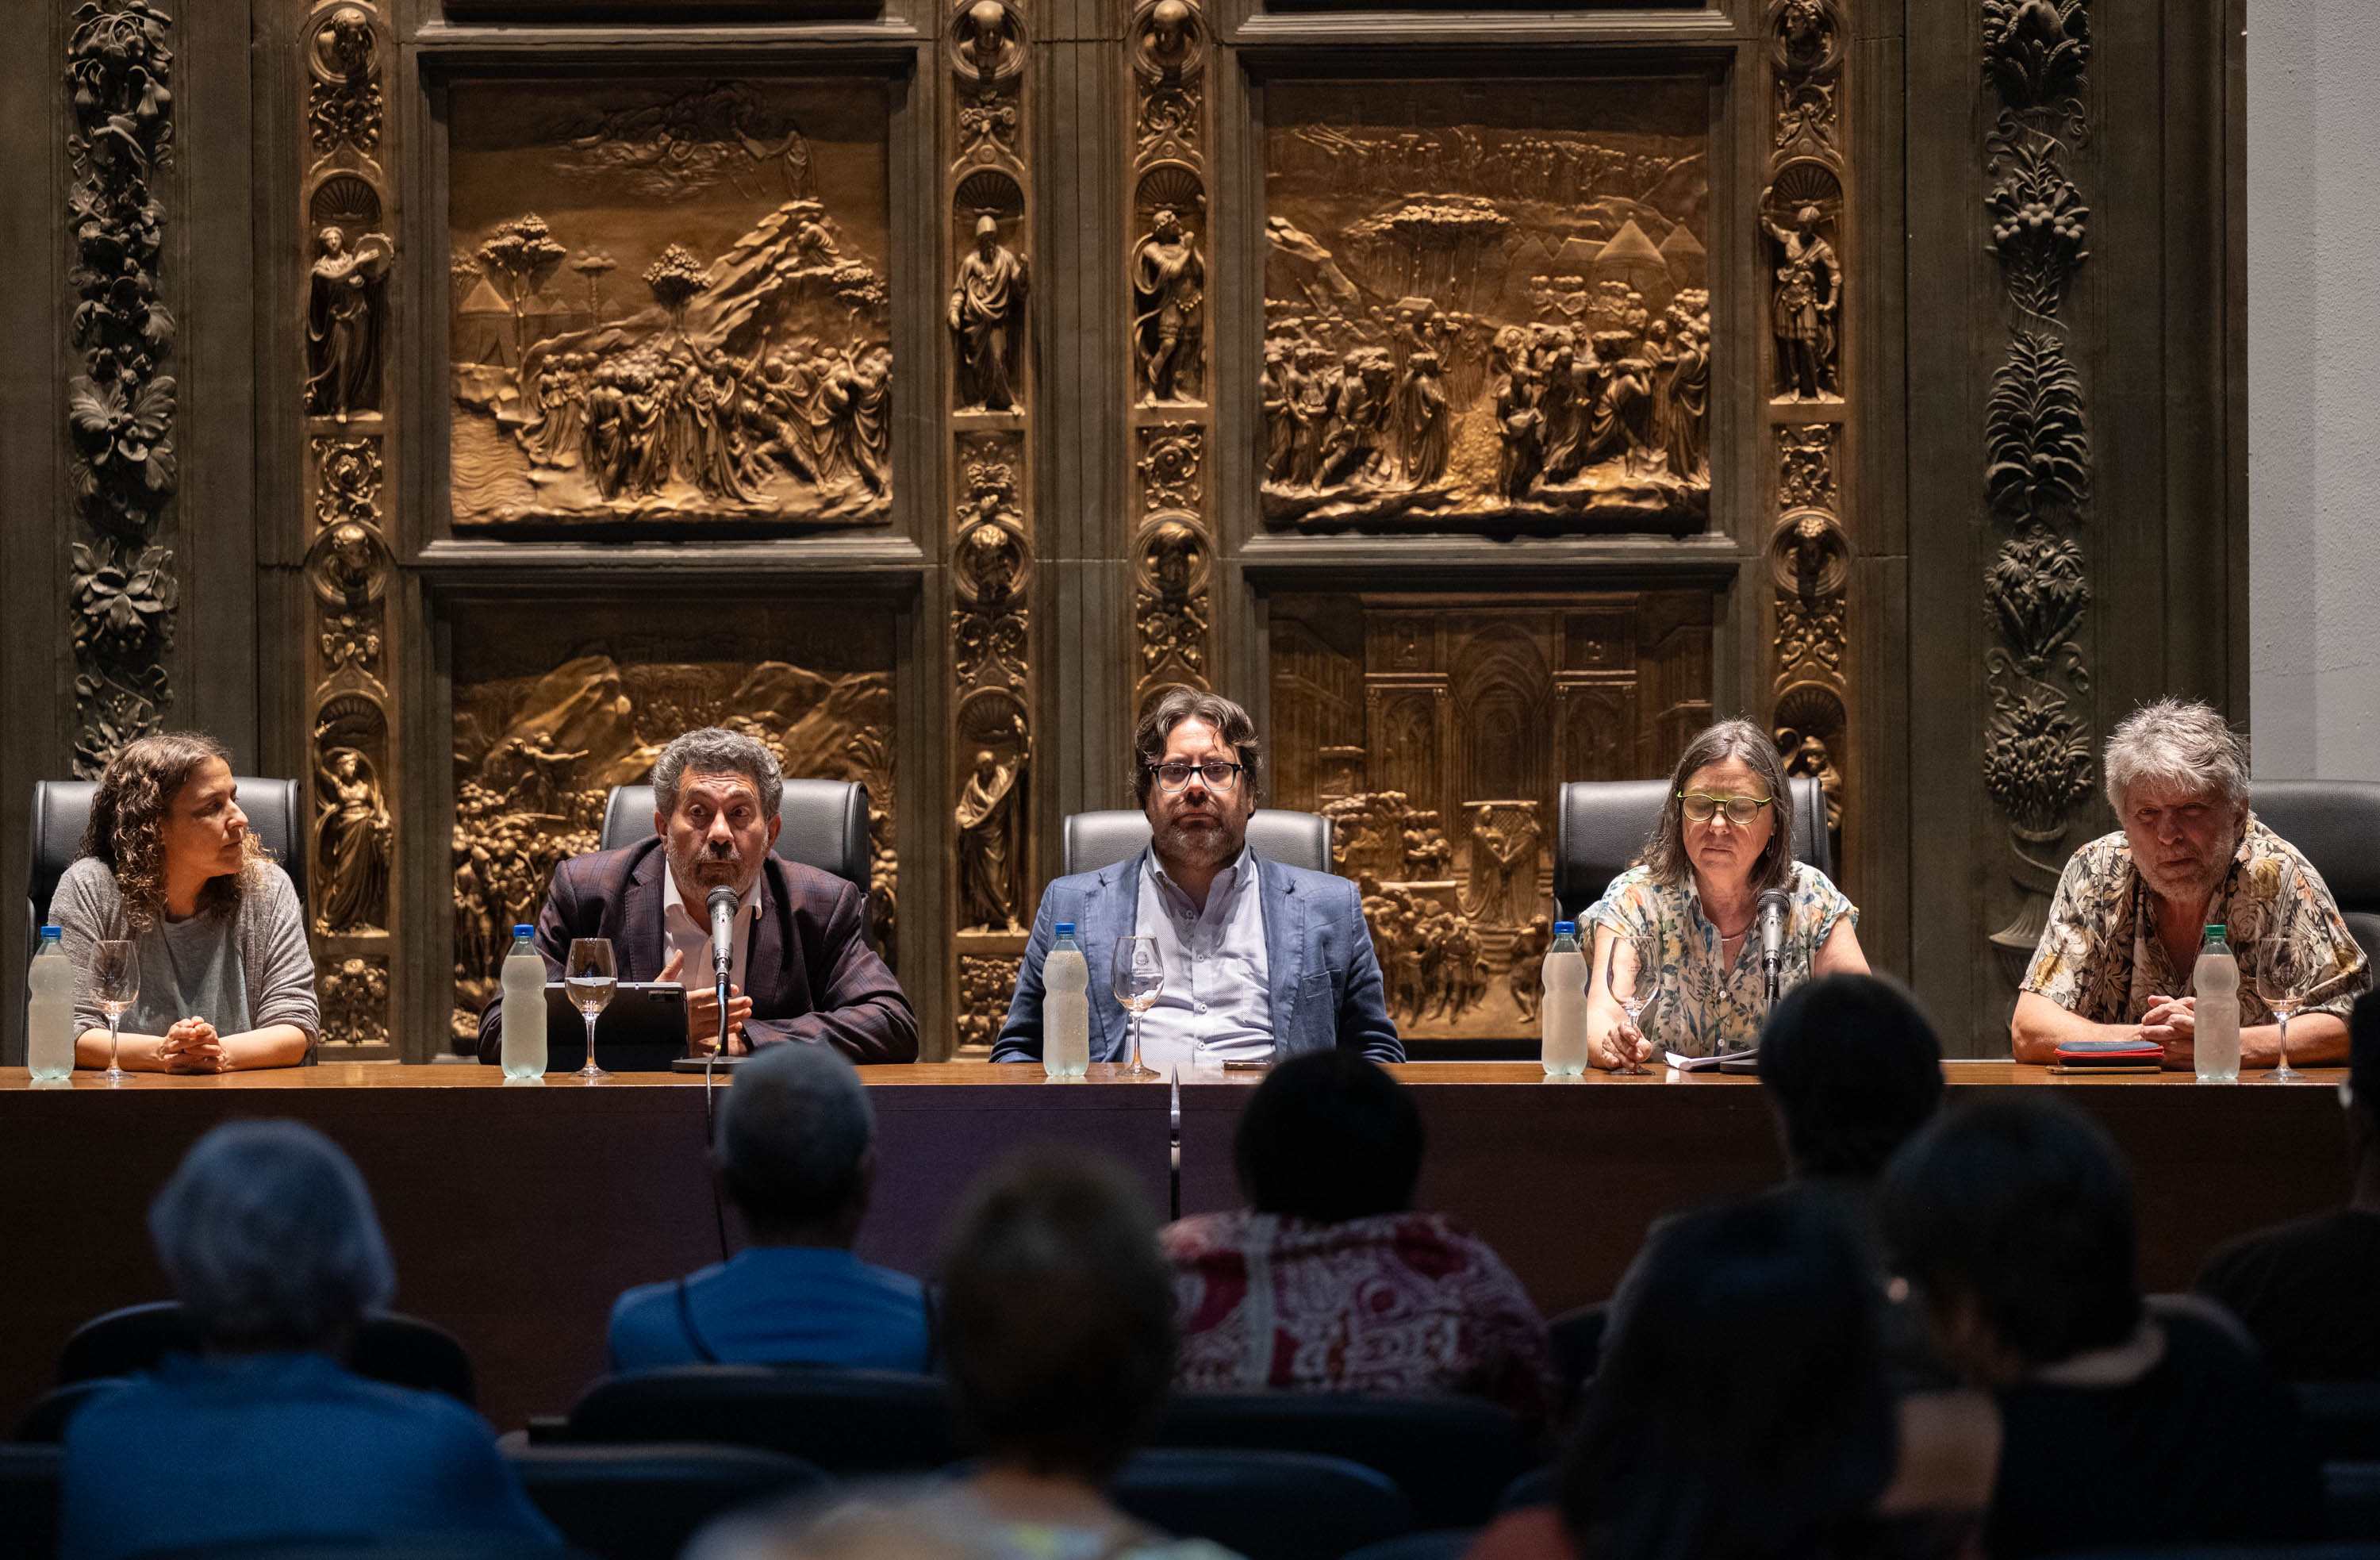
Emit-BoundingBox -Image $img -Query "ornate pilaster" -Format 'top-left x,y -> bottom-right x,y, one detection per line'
1126,0 -> 1213,715
947,0 -> 1035,1053
66,0 -> 179,776
1979,0 -> 2094,983
1763,0 -> 1852,868
298,1 -> 397,1052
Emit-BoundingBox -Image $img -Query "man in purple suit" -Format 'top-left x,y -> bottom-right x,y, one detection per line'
477,728 -> 916,1064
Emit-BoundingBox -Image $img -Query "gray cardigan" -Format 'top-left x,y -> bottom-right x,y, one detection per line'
49,857 -> 321,1044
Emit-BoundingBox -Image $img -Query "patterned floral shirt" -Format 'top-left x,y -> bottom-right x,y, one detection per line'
1161,1209 -> 1552,1431
2021,818 -> 2370,1025
1584,860 -> 1859,1058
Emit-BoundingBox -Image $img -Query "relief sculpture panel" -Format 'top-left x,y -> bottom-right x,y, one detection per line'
1262,79 -> 1710,534
1270,593 -> 1712,1042
448,604 -> 896,1044
446,80 -> 892,530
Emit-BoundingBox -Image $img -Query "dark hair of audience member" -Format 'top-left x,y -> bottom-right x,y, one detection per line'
148,1118 -> 396,1353
1758,973 -> 1945,1181
1558,1191 -> 1896,1560
1234,1049 -> 1423,1224
1877,1094 -> 2140,1370
716,1041 -> 876,1243
939,1147 -> 1175,1482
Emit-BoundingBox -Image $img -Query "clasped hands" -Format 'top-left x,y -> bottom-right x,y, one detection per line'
658,947 -> 750,1057
159,1017 -> 229,1074
2140,995 -> 2197,1069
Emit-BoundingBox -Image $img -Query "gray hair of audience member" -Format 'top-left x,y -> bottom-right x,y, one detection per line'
654,727 -> 785,824
2102,697 -> 2251,816
1130,686 -> 1266,807
939,1147 -> 1175,1481
1638,717 -> 1797,897
717,1041 -> 877,1236
148,1119 -> 395,1351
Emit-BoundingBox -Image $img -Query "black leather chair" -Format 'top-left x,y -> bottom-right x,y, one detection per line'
1148,1392 -> 1541,1530
600,781 -> 870,893
1553,775 -> 1831,924
57,1301 -> 476,1406
0,1443 -> 60,1560
28,776 -> 305,939
544,1365 -> 958,1477
2251,782 -> 2380,966
506,1443 -> 833,1560
1110,1447 -> 1412,1560
1061,809 -> 1334,877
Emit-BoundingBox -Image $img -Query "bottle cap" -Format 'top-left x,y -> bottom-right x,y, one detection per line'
1054,922 -> 1076,936
39,924 -> 60,937
1553,920 -> 1576,936
2205,924 -> 2225,936
514,924 -> 535,936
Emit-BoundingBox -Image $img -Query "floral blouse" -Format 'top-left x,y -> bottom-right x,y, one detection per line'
2021,818 -> 2370,1025
1584,860 -> 1858,1058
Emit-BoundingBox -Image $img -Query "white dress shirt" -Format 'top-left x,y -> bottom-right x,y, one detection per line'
662,867 -> 760,995
1130,846 -> 1272,1075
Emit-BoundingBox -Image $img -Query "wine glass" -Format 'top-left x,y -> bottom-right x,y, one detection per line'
93,939 -> 139,1087
2257,924 -> 2312,1085
1602,931 -> 1656,1075
1112,936 -> 1163,1080
565,938 -> 616,1082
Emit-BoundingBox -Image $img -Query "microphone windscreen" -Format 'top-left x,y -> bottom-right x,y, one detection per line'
707,886 -> 739,916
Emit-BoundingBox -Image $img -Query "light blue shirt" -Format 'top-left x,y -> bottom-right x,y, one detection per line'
1132,845 -> 1273,1072
608,1245 -> 932,1373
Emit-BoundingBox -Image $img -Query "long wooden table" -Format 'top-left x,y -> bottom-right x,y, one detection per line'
0,1060 -> 2352,1435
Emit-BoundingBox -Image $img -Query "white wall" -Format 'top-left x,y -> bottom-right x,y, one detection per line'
2249,0 -> 2380,778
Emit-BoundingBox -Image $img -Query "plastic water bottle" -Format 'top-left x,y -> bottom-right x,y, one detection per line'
499,925 -> 548,1080
27,927 -> 76,1081
2193,924 -> 2240,1083
1541,920 -> 1590,1078
1045,923 -> 1091,1079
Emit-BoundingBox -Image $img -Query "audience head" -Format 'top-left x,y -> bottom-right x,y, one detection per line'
2102,699 -> 2251,905
1560,1191 -> 1894,1560
939,1147 -> 1174,1482
81,731 -> 264,933
1131,687 -> 1263,874
652,727 -> 785,902
1235,1050 -> 1424,1224
1759,974 -> 1945,1182
2348,992 -> 2380,1192
1878,1094 -> 2140,1384
716,1042 -> 877,1245
1641,717 -> 1795,898
149,1119 -> 395,1352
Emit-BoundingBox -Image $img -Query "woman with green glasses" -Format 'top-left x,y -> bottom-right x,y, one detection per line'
1583,718 -> 1869,1067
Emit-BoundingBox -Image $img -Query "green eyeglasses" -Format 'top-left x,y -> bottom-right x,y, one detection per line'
1678,792 -> 1773,825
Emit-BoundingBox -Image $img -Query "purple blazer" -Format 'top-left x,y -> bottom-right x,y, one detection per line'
475,837 -> 917,1065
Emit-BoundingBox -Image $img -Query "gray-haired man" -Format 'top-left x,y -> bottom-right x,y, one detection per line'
477,727 -> 916,1064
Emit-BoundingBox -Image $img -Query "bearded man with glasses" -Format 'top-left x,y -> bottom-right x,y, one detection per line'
992,688 -> 1400,1069
1583,717 -> 1870,1067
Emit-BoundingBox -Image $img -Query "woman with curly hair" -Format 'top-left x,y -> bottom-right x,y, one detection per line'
50,733 -> 317,1074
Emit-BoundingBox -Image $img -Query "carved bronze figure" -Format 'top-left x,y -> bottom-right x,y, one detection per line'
1763,195 -> 1839,402
314,744 -> 393,934
950,213 -> 1028,413
1130,207 -> 1204,404
305,226 -> 392,421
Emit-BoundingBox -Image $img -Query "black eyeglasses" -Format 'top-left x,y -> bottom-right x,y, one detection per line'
1150,760 -> 1243,793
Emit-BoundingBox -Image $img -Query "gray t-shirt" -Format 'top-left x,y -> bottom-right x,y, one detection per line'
50,857 -> 320,1045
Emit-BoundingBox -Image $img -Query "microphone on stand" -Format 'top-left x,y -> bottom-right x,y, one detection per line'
705,886 -> 739,1055
1756,887 -> 1791,1006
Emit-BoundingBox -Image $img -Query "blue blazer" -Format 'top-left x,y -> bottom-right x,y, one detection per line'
992,848 -> 1403,1065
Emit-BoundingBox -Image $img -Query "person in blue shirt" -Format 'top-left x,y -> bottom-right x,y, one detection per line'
608,1039 -> 932,1371
61,1120 -> 559,1560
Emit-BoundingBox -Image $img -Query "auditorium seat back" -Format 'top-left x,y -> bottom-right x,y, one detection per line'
1148,1392 -> 1541,1530
554,1365 -> 957,1477
1553,775 -> 1831,925
0,1443 -> 60,1560
507,1443 -> 833,1560
57,1301 -> 474,1406
2250,781 -> 2380,967
28,777 -> 305,943
601,781 -> 870,894
1061,809 -> 1334,878
1110,1447 -> 1413,1560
